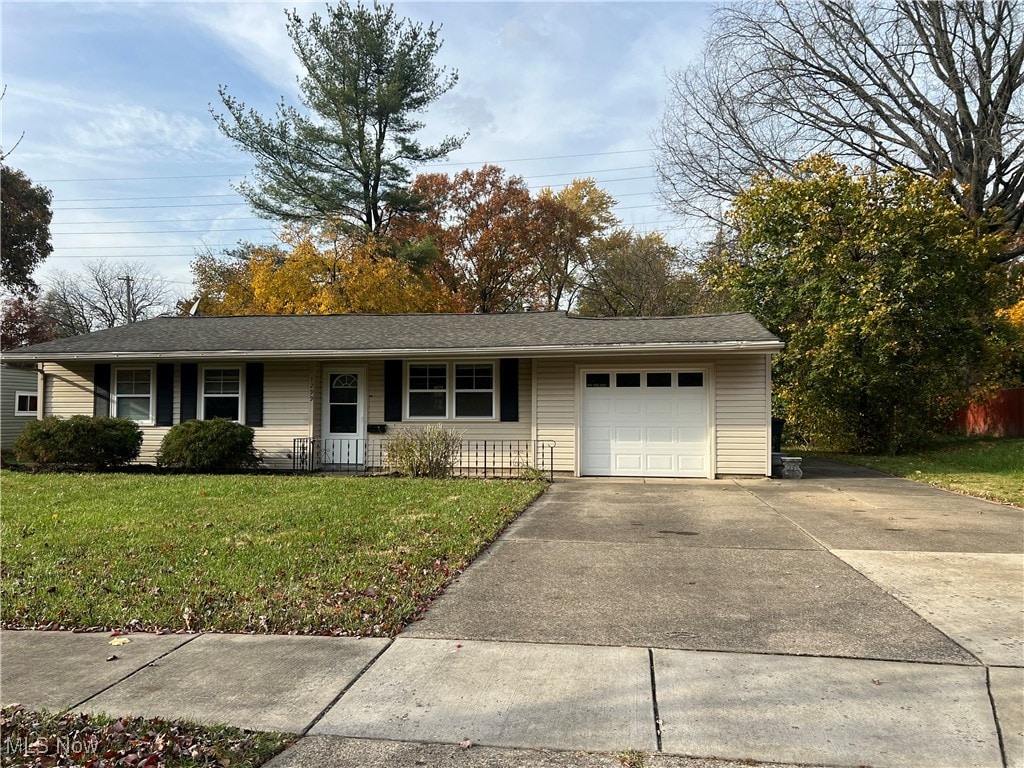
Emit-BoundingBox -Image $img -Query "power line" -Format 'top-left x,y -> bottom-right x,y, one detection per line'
55,242 -> 277,251
37,148 -> 654,183
52,164 -> 655,202
52,176 -> 658,211
54,202 -> 248,212
54,227 -> 275,235
51,215 -> 267,226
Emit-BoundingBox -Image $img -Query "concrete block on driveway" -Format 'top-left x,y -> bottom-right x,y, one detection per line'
314,638 -> 656,753
654,648 -> 1001,768
78,634 -> 390,733
0,629 -> 193,712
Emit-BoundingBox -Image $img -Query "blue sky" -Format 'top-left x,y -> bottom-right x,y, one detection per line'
2,1 -> 713,300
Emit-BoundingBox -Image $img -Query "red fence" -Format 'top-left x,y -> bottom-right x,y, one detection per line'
955,388 -> 1024,438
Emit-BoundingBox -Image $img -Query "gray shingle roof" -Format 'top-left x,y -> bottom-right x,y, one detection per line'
2,311 -> 782,360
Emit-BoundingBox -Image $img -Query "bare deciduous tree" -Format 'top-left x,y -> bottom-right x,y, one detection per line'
43,260 -> 171,337
655,0 -> 1024,259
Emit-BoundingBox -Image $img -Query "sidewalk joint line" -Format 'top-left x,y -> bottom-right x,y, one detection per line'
648,648 -> 662,752
300,637 -> 395,736
986,666 -> 1009,768
67,632 -> 201,713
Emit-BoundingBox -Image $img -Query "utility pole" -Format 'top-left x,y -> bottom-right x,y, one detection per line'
119,274 -> 135,323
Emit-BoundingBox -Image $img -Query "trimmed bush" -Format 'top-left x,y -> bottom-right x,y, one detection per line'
385,425 -> 463,478
13,415 -> 143,470
157,419 -> 262,472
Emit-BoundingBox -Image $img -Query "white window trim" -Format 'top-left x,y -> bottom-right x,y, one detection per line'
406,361 -> 449,420
404,360 -> 500,422
200,365 -> 244,423
14,390 -> 38,417
453,361 -> 497,421
112,366 -> 156,426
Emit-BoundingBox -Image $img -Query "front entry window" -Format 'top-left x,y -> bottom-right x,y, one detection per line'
328,372 -> 358,434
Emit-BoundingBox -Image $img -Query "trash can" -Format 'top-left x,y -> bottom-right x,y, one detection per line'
771,417 -> 785,453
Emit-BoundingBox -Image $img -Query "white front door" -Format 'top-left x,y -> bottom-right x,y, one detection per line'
322,368 -> 365,465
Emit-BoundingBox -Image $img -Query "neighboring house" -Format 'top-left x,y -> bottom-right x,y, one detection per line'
0,312 -> 783,478
1,364 -> 40,451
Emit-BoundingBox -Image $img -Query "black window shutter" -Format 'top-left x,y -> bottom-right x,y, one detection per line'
384,359 -> 403,422
499,358 -> 520,422
155,363 -> 174,426
245,362 -> 264,427
180,363 -> 198,421
93,363 -> 111,417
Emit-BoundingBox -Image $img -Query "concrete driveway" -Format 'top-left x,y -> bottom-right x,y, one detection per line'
405,459 -> 1023,666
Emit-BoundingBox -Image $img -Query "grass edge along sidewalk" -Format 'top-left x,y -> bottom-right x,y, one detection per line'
1,472 -> 545,635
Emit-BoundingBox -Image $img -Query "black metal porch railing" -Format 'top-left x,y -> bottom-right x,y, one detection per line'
292,437 -> 556,479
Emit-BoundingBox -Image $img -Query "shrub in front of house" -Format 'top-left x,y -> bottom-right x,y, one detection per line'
157,419 -> 262,472
13,415 -> 143,470
385,425 -> 463,478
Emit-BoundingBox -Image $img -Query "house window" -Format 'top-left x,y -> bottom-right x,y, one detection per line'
454,363 -> 494,419
678,372 -> 704,387
616,372 -> 641,388
113,368 -> 153,422
203,368 -> 241,420
408,363 -> 447,418
15,391 -> 37,416
647,372 -> 672,387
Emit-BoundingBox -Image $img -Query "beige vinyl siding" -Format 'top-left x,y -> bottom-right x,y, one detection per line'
534,357 -> 577,471
255,361 -> 313,469
535,353 -> 770,477
42,362 -> 94,418
714,355 -> 769,475
1,366 -> 40,450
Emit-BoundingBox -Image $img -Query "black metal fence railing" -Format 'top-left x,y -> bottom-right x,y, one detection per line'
292,438 -> 556,480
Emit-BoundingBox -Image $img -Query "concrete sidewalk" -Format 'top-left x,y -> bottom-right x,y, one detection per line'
1,629 -> 1018,768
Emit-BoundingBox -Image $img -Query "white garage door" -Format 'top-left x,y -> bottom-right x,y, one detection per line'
581,369 -> 709,478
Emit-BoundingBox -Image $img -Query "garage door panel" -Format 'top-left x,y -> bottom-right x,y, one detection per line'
645,454 -> 675,472
614,454 -> 643,471
614,400 -> 643,417
614,426 -> 643,443
647,427 -> 675,443
645,400 -> 674,417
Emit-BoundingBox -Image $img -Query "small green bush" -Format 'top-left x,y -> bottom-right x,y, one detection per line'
157,419 -> 262,472
13,415 -> 143,470
385,425 -> 463,478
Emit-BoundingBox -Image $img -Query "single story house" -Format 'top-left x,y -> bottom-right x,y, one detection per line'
0,311 -> 783,478
1,364 -> 40,451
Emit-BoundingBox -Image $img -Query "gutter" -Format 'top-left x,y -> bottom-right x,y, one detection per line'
1,340 -> 785,364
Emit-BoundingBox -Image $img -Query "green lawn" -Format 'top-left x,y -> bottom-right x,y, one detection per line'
819,437 -> 1024,507
0,472 -> 544,635
0,705 -> 292,767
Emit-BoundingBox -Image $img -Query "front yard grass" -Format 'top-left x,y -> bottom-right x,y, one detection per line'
818,436 -> 1023,507
0,472 -> 545,635
0,705 -> 292,767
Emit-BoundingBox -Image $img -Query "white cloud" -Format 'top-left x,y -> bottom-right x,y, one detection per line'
178,2 -> 300,93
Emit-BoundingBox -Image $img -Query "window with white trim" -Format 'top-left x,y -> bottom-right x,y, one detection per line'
202,368 -> 241,421
408,363 -> 447,418
15,391 -> 38,416
454,363 -> 494,418
113,368 -> 153,422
